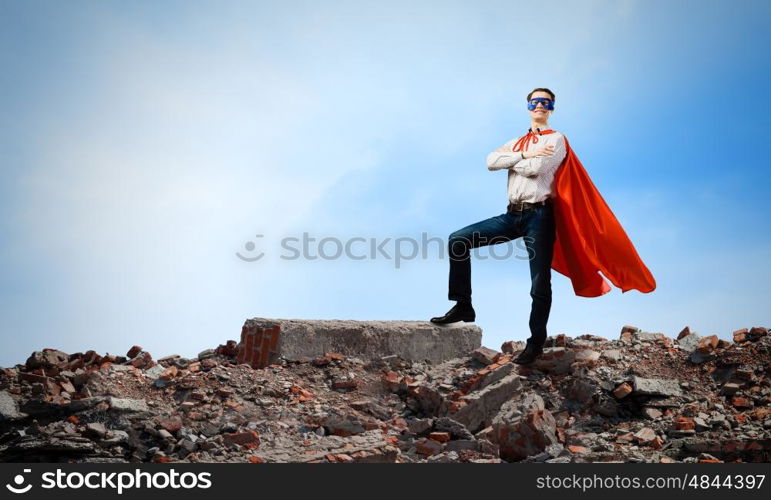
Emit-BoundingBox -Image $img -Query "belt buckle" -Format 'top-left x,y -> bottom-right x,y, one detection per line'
509,201 -> 524,212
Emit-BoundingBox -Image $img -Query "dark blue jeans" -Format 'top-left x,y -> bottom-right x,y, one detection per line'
447,203 -> 556,346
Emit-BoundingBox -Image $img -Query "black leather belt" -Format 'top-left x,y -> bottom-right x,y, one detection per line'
507,198 -> 552,212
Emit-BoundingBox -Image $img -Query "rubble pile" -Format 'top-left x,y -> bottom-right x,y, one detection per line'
1,325 -> 769,463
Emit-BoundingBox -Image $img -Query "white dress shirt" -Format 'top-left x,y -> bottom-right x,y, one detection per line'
486,129 -> 567,204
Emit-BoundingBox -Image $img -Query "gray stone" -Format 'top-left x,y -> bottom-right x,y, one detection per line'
84,422 -> 107,438
531,348 -> 576,374
591,396 -> 619,417
109,365 -> 136,372
157,429 -> 174,440
476,362 -> 515,391
11,437 -> 95,454
492,393 -> 559,462
406,418 -> 433,435
197,349 -> 216,360
68,397 -> 107,412
694,417 -> 710,432
602,349 -> 622,362
644,396 -> 682,408
178,439 -> 198,455
426,451 -> 460,463
690,350 -> 716,364
452,374 -> 523,433
720,383 -> 741,396
143,364 -> 165,379
631,376 -> 682,397
677,332 -> 702,352
321,413 -> 366,436
471,347 -> 499,365
574,350 -> 600,364
568,378 -> 598,404
545,443 -> 566,457
642,407 -> 663,419
636,332 -> 667,342
0,391 -> 25,420
25,349 -> 68,369
108,398 -> 149,413
433,417 -> 474,440
445,440 -> 480,452
242,318 -> 481,365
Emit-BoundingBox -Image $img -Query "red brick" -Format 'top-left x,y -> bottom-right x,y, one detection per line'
501,341 -> 517,354
732,397 -> 752,409
696,335 -> 719,353
448,401 -> 467,413
613,382 -> 633,399
236,323 -> 281,368
429,432 -> 451,443
634,427 -> 657,445
259,347 -> 270,369
416,438 -> 443,455
157,415 -> 183,433
59,380 -> 76,393
127,345 -> 143,358
223,430 -> 260,448
332,379 -> 358,390
672,416 -> 694,431
733,328 -> 748,343
160,366 -> 178,381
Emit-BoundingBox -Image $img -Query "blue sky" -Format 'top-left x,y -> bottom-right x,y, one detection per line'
1,0 -> 769,367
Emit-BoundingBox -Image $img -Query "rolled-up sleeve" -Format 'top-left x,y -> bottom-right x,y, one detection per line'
511,135 -> 566,178
487,138 -> 523,171
487,151 -> 524,171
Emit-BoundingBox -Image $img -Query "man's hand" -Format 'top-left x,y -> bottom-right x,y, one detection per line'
522,144 -> 555,159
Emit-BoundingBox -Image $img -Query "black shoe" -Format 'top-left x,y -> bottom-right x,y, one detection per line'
430,301 -> 475,324
513,342 -> 544,365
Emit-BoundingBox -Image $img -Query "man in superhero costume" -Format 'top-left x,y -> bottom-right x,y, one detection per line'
430,88 -> 656,365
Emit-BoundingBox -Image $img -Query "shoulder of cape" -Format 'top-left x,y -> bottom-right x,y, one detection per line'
551,131 -> 569,148
550,130 -> 566,140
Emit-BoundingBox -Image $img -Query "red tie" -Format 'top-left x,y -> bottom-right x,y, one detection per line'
512,128 -> 553,152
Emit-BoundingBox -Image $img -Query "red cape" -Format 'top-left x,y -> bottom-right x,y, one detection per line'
514,130 -> 656,297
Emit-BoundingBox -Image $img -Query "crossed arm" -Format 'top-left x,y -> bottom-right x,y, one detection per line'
486,135 -> 566,177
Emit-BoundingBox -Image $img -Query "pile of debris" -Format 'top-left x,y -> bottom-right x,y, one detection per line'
1,325 -> 769,463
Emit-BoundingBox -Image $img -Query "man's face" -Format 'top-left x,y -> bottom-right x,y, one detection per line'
528,91 -> 554,120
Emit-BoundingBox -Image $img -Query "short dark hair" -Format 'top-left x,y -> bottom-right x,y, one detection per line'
527,88 -> 555,101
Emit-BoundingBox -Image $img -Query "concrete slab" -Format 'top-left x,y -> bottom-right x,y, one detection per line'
236,318 -> 482,368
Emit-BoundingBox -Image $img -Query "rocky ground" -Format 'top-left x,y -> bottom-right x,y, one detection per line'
1,325 -> 769,463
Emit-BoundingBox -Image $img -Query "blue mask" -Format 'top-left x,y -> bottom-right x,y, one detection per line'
527,97 -> 555,111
